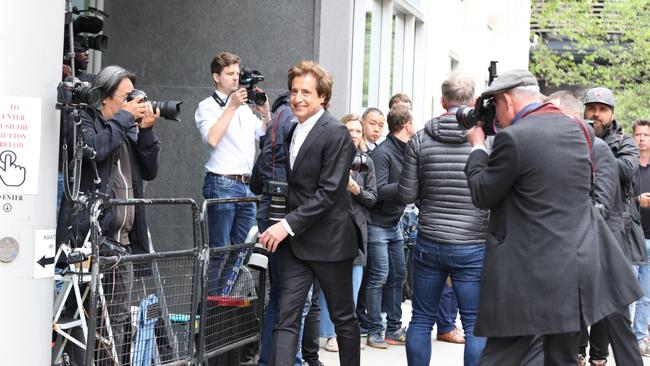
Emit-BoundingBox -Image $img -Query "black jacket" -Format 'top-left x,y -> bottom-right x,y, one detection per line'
369,134 -> 407,227
601,121 -> 644,263
465,103 -> 641,337
601,121 -> 639,191
56,107 -> 160,254
250,94 -> 296,194
351,155 -> 377,266
399,113 -> 488,244
283,110 -> 361,262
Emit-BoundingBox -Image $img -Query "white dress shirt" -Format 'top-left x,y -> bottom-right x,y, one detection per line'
194,90 -> 265,175
289,108 -> 324,169
281,108 -> 325,236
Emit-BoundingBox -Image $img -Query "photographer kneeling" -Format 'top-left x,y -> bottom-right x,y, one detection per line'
56,65 -> 161,364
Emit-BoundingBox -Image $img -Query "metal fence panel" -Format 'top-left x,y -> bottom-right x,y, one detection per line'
91,251 -> 199,365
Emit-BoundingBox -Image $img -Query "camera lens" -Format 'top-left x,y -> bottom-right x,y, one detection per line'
252,91 -> 267,106
151,100 -> 183,122
269,195 -> 286,222
456,106 -> 477,130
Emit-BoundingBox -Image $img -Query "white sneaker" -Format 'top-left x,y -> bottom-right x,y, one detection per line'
324,337 -> 338,352
639,337 -> 650,357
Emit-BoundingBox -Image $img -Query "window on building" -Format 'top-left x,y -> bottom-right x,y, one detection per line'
362,11 -> 372,107
353,0 -> 423,113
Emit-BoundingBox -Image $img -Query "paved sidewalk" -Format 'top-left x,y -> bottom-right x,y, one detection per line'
317,300 -> 650,366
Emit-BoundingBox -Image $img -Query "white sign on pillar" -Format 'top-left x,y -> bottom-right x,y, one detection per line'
33,229 -> 56,278
0,96 -> 41,194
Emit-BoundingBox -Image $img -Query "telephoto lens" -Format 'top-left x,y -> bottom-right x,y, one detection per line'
267,181 -> 288,222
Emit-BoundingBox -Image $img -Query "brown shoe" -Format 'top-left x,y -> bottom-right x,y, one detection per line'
436,327 -> 465,344
578,355 -> 586,366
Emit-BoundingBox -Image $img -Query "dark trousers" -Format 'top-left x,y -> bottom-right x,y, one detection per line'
578,307 -> 643,365
270,247 -> 360,366
479,332 -> 580,366
302,280 -> 321,365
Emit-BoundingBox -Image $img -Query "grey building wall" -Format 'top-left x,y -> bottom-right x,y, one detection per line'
102,1 -> 320,251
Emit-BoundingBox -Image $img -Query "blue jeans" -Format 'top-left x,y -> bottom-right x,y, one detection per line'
633,239 -> 650,341
202,174 -> 256,247
437,286 -> 459,335
405,236 -> 486,366
203,174 -> 256,294
366,224 -> 406,335
319,265 -> 364,338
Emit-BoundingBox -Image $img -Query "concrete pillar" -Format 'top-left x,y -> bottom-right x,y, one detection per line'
0,1 -> 64,364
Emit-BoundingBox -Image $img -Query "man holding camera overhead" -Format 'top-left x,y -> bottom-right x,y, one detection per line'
464,69 -> 642,365
194,52 -> 270,251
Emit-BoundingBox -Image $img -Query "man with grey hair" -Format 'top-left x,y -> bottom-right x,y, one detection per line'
56,65 -> 161,364
399,72 -> 488,365
465,69 -> 641,365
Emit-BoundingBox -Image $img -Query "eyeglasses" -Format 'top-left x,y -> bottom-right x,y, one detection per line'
113,93 -> 129,103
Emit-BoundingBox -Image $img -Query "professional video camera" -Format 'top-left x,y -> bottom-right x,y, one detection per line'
57,76 -> 101,108
239,67 -> 267,106
69,7 -> 109,52
456,61 -> 499,136
351,153 -> 369,172
126,89 -> 183,122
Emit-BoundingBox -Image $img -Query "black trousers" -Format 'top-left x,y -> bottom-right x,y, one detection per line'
479,332 -> 580,366
578,307 -> 643,365
270,247 -> 360,366
302,279 -> 321,365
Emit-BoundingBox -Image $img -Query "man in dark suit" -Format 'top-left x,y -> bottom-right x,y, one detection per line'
260,60 -> 361,366
464,69 -> 642,366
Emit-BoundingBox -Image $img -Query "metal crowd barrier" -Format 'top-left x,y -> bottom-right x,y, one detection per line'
52,196 -> 266,365
199,197 -> 265,365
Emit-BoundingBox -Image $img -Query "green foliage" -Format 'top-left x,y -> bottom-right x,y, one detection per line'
530,0 -> 650,130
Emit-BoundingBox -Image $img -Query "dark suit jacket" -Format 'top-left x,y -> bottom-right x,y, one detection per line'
465,103 -> 641,337
283,109 -> 361,262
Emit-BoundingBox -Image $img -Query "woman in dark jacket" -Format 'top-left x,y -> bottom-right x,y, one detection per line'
319,113 -> 377,352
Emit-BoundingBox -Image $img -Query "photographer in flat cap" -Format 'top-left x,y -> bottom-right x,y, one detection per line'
464,70 -> 642,366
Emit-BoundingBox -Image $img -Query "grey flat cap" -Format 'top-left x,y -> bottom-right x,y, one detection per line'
585,87 -> 615,108
481,69 -> 538,97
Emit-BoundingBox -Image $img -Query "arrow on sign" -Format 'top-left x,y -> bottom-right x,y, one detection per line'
37,255 -> 54,268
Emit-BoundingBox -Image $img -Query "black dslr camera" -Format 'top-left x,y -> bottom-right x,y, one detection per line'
266,181 -> 288,223
57,76 -> 101,107
456,95 -> 497,136
351,153 -> 369,172
456,61 -> 499,136
126,89 -> 183,122
239,67 -> 267,106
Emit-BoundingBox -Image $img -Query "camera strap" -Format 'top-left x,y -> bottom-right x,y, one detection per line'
212,91 -> 227,107
570,116 -> 596,200
270,110 -> 283,180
